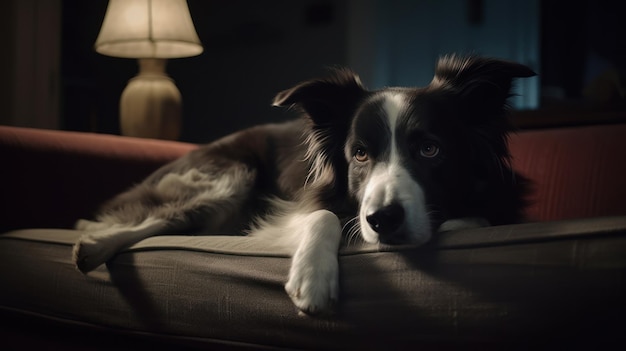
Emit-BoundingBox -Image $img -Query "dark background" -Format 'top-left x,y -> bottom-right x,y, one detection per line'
60,0 -> 626,142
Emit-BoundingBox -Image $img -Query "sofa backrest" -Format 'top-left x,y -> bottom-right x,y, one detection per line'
0,126 -> 197,231
509,123 -> 626,222
2,123 -> 625,231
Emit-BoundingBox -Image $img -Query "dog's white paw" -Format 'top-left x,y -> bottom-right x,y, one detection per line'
73,217 -> 166,273
72,234 -> 117,273
285,255 -> 339,315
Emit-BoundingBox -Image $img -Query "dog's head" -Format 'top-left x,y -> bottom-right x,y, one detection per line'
274,55 -> 535,245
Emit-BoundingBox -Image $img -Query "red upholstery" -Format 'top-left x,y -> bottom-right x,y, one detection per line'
510,124 -> 626,222
1,123 -> 625,230
0,126 -> 196,231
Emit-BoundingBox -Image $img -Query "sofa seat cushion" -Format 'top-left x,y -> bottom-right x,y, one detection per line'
1,217 -> 625,349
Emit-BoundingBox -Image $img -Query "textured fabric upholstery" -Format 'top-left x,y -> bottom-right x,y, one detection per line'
1,123 -> 626,349
1,217 -> 625,349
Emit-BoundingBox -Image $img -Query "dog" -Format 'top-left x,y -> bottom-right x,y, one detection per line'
73,54 -> 535,315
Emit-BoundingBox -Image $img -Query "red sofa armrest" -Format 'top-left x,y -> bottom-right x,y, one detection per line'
0,126 -> 197,231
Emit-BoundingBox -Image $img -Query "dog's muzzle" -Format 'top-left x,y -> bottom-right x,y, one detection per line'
365,202 -> 406,244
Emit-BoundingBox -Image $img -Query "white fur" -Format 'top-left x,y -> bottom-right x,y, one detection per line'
71,93 -> 440,314
155,168 -> 254,231
284,210 -> 340,315
73,217 -> 167,272
359,93 -> 432,244
249,201 -> 341,314
73,168 -> 254,271
72,60 -> 526,316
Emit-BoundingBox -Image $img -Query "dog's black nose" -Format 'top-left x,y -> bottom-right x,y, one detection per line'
366,203 -> 404,236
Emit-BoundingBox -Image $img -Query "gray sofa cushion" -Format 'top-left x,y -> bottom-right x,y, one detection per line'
1,217 -> 625,349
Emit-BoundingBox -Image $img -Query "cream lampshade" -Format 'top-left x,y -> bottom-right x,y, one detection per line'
95,0 -> 203,140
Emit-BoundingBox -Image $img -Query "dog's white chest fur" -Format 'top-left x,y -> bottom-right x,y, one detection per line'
72,55 -> 534,315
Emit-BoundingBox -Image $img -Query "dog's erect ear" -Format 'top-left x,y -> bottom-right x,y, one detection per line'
431,55 -> 536,185
272,69 -> 367,127
430,54 -> 536,117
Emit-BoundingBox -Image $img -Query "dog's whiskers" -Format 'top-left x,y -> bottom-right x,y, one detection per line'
342,216 -> 362,247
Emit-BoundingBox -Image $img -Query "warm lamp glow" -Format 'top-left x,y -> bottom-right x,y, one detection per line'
95,0 -> 203,58
94,0 -> 203,140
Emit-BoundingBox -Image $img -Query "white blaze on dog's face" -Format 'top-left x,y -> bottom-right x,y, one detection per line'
345,91 -> 432,245
276,57 -> 536,247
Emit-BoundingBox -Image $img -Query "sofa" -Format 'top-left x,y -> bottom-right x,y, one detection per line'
1,123 -> 625,350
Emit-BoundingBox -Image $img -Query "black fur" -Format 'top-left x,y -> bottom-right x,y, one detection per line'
74,55 -> 536,314
276,55 -> 534,229
95,55 -> 534,235
77,54 -> 535,269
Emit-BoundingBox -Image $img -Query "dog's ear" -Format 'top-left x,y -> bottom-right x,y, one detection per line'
272,69 -> 367,127
430,55 -> 536,182
430,55 -> 536,118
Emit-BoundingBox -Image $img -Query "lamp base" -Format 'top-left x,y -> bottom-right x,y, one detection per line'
120,58 -> 181,140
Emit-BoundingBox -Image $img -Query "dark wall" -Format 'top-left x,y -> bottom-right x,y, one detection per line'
62,0 -> 347,143
540,0 -> 626,104
61,0 -> 626,140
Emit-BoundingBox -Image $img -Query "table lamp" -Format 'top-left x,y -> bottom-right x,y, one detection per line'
95,0 -> 203,140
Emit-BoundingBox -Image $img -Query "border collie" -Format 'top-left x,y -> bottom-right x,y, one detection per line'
73,55 -> 535,314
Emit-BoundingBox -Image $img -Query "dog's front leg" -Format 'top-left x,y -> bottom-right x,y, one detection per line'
284,210 -> 342,315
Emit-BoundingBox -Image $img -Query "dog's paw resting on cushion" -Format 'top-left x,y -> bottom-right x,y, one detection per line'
285,251 -> 339,316
73,217 -> 169,273
251,209 -> 342,315
72,54 -> 534,315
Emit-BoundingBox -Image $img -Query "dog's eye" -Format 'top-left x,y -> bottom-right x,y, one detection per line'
354,148 -> 369,162
419,142 -> 440,158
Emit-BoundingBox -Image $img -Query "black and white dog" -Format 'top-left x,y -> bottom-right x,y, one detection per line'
73,55 -> 534,314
